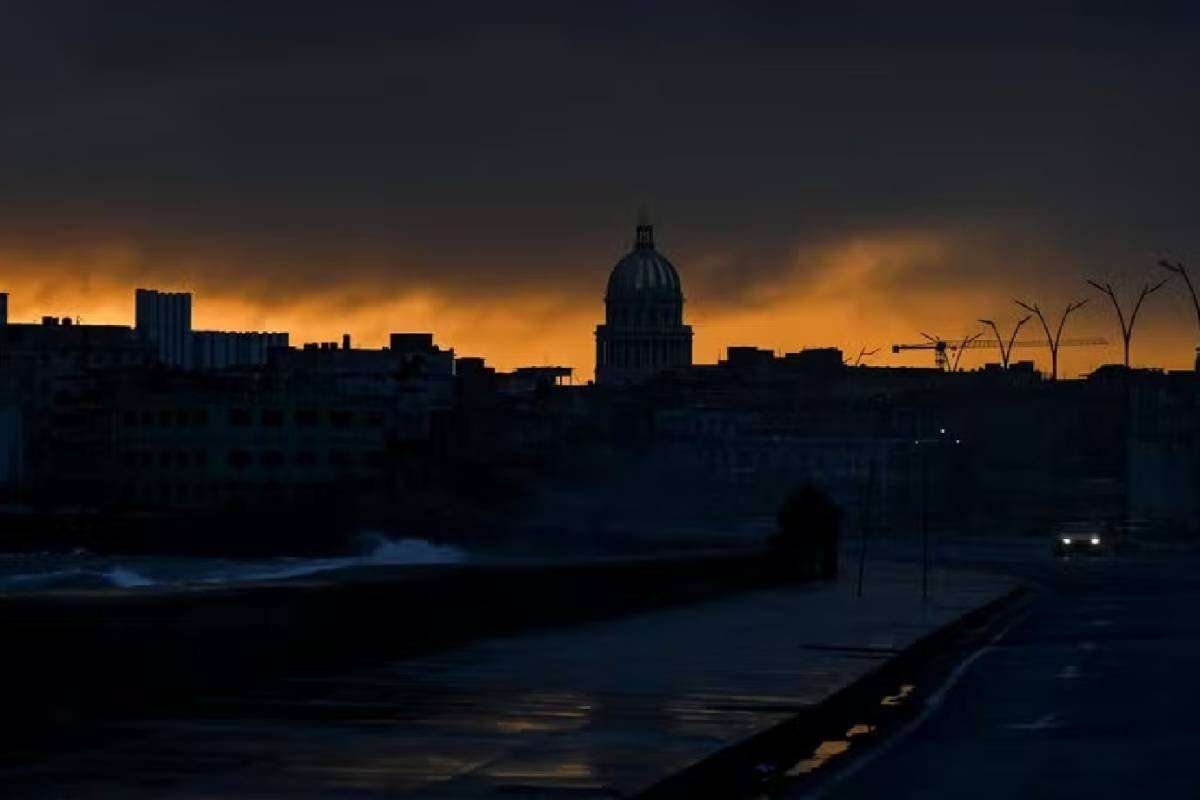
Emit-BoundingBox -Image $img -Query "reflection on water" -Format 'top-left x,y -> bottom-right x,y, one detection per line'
314,754 -> 495,793
492,691 -> 594,734
485,755 -> 599,786
785,722 -> 876,776
1,565 -> 1013,799
666,691 -> 807,739
322,750 -> 601,794
218,689 -> 599,796
787,739 -> 851,776
881,683 -> 915,706
781,681 -> 917,781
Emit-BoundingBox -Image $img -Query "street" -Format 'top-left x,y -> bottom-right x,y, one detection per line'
0,560 -> 1009,799
797,549 -> 1200,799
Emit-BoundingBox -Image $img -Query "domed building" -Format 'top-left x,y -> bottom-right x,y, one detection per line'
595,222 -> 693,384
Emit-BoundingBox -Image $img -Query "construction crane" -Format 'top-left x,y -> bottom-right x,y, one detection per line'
890,333 -> 980,371
891,333 -> 1108,371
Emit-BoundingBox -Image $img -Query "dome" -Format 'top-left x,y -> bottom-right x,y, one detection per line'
605,224 -> 682,299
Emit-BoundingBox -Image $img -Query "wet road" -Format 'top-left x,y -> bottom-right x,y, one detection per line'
0,560 -> 1010,799
800,551 -> 1200,799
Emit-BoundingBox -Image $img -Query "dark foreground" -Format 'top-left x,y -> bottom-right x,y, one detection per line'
0,552 -> 789,757
0,553 -> 1010,798
789,549 -> 1200,799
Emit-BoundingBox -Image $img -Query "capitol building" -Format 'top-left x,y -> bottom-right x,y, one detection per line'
594,222 -> 694,384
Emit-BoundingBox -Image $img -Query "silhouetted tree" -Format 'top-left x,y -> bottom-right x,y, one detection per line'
769,483 -> 842,579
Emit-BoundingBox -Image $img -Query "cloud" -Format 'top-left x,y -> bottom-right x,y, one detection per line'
5,219 -> 1195,380
0,6 -> 1198,377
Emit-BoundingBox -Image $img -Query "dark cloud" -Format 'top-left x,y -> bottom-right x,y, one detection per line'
0,2 -> 1198,364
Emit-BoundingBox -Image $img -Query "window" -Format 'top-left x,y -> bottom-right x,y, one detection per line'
262,409 -> 284,427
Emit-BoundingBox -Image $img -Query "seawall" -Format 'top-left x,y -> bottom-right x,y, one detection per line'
1,551 -> 786,759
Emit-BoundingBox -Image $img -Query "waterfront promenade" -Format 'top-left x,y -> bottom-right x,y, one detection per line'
3,559 -> 1012,798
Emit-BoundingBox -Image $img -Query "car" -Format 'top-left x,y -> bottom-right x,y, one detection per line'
1054,531 -> 1111,556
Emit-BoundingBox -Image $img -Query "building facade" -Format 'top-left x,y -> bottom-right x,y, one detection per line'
270,333 -> 456,440
135,288 -> 193,369
594,223 -> 692,385
193,330 -> 289,370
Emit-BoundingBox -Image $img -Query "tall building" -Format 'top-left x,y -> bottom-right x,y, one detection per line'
594,222 -> 693,384
135,289 -> 193,369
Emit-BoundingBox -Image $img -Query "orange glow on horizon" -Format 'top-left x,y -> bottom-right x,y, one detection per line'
2,233 -> 1197,381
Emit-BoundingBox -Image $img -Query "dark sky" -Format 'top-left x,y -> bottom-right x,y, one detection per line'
2,2 -> 1199,374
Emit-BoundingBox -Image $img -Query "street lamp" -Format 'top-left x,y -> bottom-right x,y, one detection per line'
856,448 -> 881,599
913,427 -> 958,603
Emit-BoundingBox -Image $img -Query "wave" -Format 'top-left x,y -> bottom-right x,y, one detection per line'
104,566 -> 157,588
200,536 -> 465,584
0,536 -> 464,592
360,535 -> 465,565
0,566 -> 157,591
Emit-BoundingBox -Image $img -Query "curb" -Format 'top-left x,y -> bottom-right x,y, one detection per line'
637,583 -> 1032,799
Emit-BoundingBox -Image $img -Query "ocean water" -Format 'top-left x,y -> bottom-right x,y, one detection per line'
0,535 -> 466,592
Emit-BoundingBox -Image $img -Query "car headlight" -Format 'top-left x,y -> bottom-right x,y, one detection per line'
1061,537 -> 1071,545
1090,537 -> 1100,546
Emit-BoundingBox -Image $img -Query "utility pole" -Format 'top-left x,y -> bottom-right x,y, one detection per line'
921,441 -> 929,603
913,428 -> 958,603
857,454 -> 876,598
979,316 -> 1032,369
1087,278 -> 1168,368
1015,298 -> 1089,381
